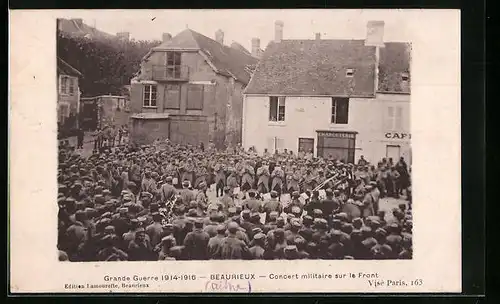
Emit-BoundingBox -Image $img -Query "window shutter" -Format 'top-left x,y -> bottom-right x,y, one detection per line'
187,84 -> 204,110
385,106 -> 395,130
165,84 -> 181,109
267,137 -> 275,151
395,106 -> 403,129
276,138 -> 285,150
336,98 -> 349,124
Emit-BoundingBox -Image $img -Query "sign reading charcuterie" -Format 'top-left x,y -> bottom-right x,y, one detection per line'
385,132 -> 411,140
317,131 -> 356,139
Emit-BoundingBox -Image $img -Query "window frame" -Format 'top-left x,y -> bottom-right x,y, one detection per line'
143,84 -> 158,108
59,75 -> 77,96
269,96 -> 286,122
331,97 -> 349,124
165,51 -> 182,79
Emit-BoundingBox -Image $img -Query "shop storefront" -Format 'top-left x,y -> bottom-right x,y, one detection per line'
316,130 -> 358,163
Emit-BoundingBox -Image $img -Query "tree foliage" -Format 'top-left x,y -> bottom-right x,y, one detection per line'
57,33 -> 161,97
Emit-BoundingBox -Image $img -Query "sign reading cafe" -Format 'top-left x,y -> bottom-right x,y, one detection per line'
385,132 -> 411,140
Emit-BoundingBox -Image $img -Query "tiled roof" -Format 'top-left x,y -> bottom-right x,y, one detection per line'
244,40 -> 377,96
151,29 -> 258,84
57,57 -> 83,77
378,42 -> 411,93
58,18 -> 114,40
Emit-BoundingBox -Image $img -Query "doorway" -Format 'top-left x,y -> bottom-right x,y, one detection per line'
386,145 -> 401,162
298,138 -> 314,155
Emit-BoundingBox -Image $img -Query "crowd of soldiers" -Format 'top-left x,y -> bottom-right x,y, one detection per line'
57,139 -> 412,261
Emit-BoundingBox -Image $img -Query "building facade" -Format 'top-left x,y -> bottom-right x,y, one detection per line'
80,95 -> 130,131
57,57 -> 82,132
243,21 -> 411,165
129,29 -> 258,148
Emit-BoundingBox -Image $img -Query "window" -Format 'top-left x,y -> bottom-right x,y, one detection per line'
331,97 -> 349,124
165,84 -> 181,109
166,51 -> 182,78
386,106 -> 403,130
58,103 -> 70,123
143,85 -> 157,107
345,68 -> 354,77
59,76 -> 76,95
187,84 -> 204,110
269,96 -> 285,122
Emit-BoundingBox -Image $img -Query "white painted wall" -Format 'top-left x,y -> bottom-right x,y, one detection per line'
242,93 -> 411,164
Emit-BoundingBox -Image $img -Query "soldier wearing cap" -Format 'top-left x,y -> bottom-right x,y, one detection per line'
226,167 -> 239,195
213,163 -> 227,198
271,228 -> 287,259
157,236 -> 176,260
207,224 -> 227,259
249,233 -> 266,259
97,234 -> 128,261
285,219 -> 304,244
220,186 -> 235,212
183,219 -> 210,260
179,180 -> 195,206
145,212 -> 164,248
127,227 -> 155,261
160,176 -> 177,203
218,222 -> 251,260
283,245 -> 299,260
263,191 -> 282,222
284,191 -> 303,215
243,190 -> 262,213
256,162 -> 270,194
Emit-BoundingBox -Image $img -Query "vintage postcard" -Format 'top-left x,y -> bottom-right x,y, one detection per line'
9,9 -> 461,293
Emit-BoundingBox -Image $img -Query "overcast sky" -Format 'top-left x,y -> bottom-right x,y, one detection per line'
59,10 -> 417,50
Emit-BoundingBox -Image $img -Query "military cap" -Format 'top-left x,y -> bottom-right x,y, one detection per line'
135,227 -> 146,233
223,186 -> 230,192
141,192 -> 153,199
227,221 -> 239,230
228,207 -> 237,214
291,206 -> 301,214
284,245 -> 298,252
120,190 -> 129,195
102,189 -> 111,195
252,227 -> 263,235
189,201 -> 198,208
198,182 -> 207,189
57,197 -> 66,205
313,209 -> 323,216
253,233 -> 265,241
291,191 -> 300,198
187,209 -> 198,217
130,218 -> 139,225
165,176 -> 173,182
104,225 -> 115,233
242,209 -> 251,216
161,235 -> 176,244
343,255 -> 355,260
369,181 -> 378,186
118,207 -> 128,214
215,224 -> 227,232
99,218 -> 111,226
66,197 -> 76,204
208,204 -> 219,211
292,220 -> 302,228
270,190 -> 278,197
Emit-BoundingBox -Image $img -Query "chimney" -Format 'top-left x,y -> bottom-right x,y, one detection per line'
365,20 -> 385,47
251,38 -> 261,58
315,33 -> 321,41
117,32 -> 130,41
162,33 -> 172,43
274,20 -> 284,43
215,29 -> 224,44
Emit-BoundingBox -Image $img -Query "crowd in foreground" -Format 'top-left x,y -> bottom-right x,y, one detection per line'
57,139 -> 412,261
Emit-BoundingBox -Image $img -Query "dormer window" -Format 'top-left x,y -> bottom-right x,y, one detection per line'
401,72 -> 409,81
345,68 -> 354,77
